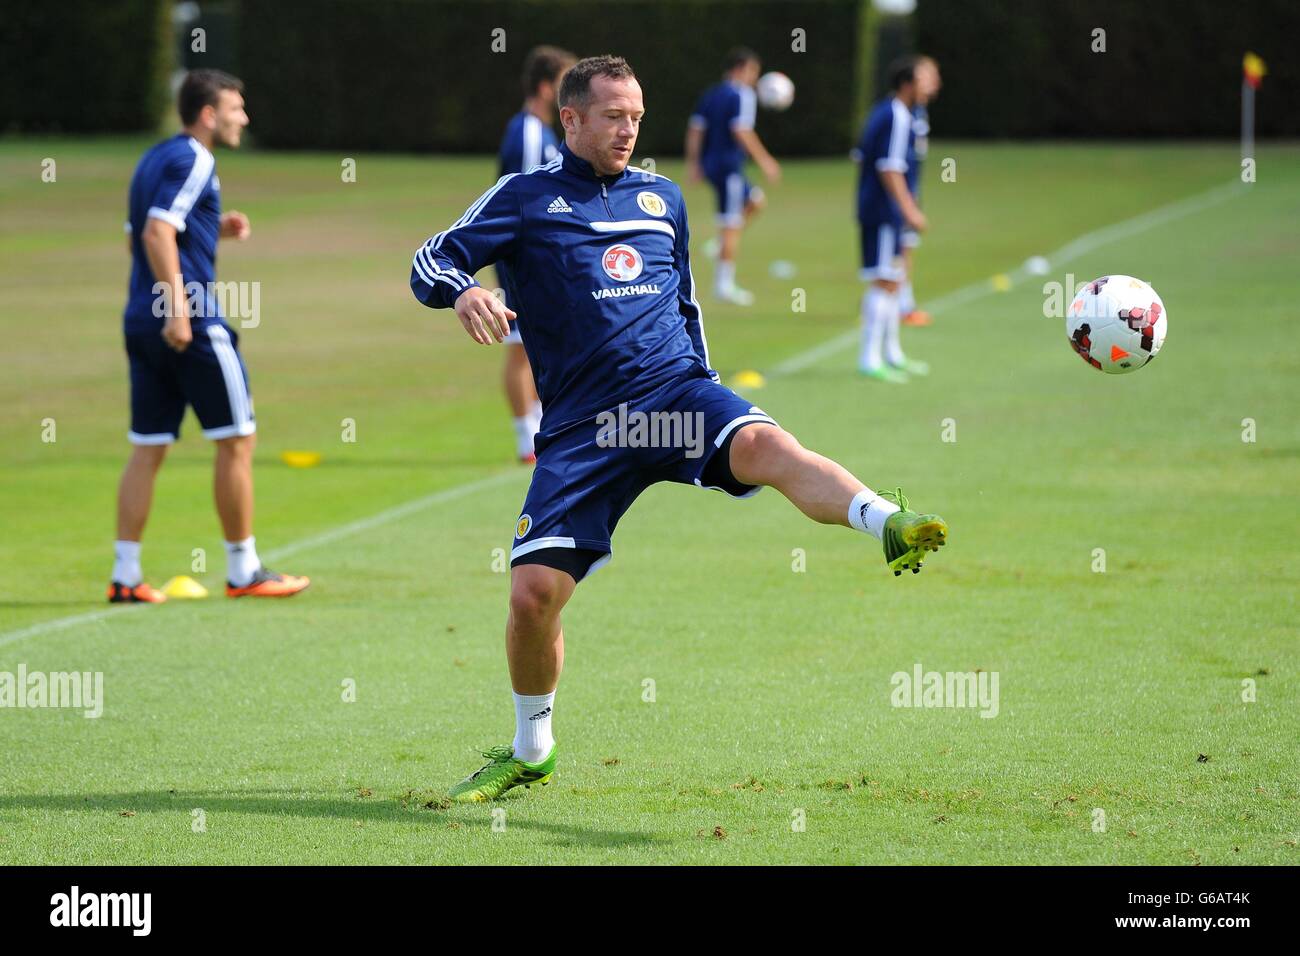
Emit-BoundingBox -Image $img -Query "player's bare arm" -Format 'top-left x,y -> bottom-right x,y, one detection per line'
140,217 -> 191,352
880,168 -> 926,232
735,126 -> 781,183
684,123 -> 704,182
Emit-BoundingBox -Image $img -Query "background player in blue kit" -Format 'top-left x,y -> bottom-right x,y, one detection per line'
854,57 -> 930,384
111,70 -> 309,602
900,56 -> 942,329
411,56 -> 948,802
685,47 -> 781,306
496,46 -> 576,463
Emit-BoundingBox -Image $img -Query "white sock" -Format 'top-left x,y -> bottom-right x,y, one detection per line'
847,488 -> 900,540
859,286 -> 894,371
224,536 -> 260,587
885,292 -> 906,367
112,540 -> 143,587
512,416 -> 535,457
899,281 -> 916,315
527,400 -> 543,437
512,690 -> 555,763
715,260 -> 736,295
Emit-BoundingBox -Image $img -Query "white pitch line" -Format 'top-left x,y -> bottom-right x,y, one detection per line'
0,178 -> 1243,649
261,467 -> 521,563
769,280 -> 995,377
0,605 -> 136,650
769,179 -> 1243,377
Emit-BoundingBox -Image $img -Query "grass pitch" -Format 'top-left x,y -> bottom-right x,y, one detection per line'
0,138 -> 1296,864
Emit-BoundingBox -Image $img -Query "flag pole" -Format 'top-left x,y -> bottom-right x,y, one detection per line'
1241,78 -> 1253,162
1241,52 -> 1266,170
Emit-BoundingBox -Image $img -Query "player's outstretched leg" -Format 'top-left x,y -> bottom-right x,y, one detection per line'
447,562 -> 571,802
727,424 -> 947,575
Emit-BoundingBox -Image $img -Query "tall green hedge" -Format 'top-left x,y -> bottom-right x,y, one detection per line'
236,0 -> 864,155
914,0 -> 1299,137
10,0 -> 1285,144
0,0 -> 171,133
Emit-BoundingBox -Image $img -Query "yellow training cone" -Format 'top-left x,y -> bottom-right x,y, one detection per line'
162,575 -> 208,599
991,274 -> 1013,292
733,369 -> 766,390
281,450 -> 322,468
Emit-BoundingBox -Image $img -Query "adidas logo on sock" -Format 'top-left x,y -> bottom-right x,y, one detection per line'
546,196 -> 573,214
529,706 -> 552,721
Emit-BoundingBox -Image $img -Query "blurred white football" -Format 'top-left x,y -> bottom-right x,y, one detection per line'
756,72 -> 795,111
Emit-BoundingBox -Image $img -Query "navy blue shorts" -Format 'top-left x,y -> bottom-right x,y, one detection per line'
859,217 -> 906,282
125,323 -> 255,444
704,166 -> 761,227
510,373 -> 778,578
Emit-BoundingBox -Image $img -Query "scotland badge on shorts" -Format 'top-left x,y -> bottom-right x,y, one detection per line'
516,514 -> 532,539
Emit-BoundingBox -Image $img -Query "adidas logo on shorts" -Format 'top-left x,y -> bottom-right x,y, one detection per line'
546,196 -> 573,214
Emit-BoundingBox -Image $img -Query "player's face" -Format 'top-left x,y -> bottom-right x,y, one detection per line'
565,75 -> 643,176
740,60 -> 761,87
917,63 -> 942,104
212,90 -> 250,148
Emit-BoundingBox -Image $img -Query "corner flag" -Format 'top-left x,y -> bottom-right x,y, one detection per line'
1241,52 -> 1266,165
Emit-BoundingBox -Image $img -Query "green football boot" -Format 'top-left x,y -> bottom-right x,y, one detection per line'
859,364 -> 910,384
879,488 -> 948,576
447,744 -> 556,803
888,357 -> 930,377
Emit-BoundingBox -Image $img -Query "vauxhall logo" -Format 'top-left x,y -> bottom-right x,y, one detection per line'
593,243 -> 660,300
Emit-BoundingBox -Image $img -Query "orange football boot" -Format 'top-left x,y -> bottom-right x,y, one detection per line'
107,582 -> 167,604
226,566 -> 311,598
902,310 -> 932,327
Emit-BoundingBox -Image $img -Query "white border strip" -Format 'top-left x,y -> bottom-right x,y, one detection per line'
510,535 -> 577,562
590,220 -> 676,240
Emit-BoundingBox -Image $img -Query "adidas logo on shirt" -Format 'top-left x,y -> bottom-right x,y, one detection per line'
546,196 -> 573,214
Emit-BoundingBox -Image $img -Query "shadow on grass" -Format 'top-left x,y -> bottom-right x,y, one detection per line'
449,814 -> 662,848
0,788 -> 661,848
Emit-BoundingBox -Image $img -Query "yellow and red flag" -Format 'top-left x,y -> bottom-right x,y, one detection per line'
1243,52 -> 1267,89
